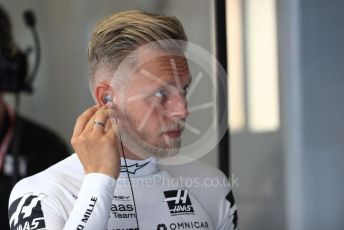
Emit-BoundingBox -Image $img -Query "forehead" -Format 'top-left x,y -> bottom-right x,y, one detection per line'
131,48 -> 191,88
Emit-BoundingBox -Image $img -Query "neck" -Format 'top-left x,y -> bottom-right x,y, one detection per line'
119,144 -> 152,161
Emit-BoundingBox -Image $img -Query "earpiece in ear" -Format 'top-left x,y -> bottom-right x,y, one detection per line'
103,94 -> 113,104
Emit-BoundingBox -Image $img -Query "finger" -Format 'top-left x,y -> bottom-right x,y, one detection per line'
85,106 -> 114,134
91,112 -> 109,134
104,118 -> 114,133
72,105 -> 98,137
101,103 -> 122,126
102,107 -> 120,133
107,116 -> 120,134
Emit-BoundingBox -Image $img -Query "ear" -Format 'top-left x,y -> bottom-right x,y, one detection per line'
95,83 -> 114,106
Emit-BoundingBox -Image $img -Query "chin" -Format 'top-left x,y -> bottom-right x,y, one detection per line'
120,130 -> 182,159
152,147 -> 180,159
152,138 -> 182,158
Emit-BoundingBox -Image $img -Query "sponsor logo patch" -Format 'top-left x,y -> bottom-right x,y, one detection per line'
113,195 -> 131,201
157,223 -> 168,230
111,204 -> 136,219
8,193 -> 47,230
77,196 -> 98,229
156,222 -> 209,229
163,189 -> 194,216
120,161 -> 150,174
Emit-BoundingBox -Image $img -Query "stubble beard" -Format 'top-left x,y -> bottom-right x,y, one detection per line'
119,112 -> 182,159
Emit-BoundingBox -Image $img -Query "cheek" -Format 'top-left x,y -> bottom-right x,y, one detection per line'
126,101 -> 162,133
143,107 -> 163,134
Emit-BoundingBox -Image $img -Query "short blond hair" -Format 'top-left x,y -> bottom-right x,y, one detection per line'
88,10 -> 188,92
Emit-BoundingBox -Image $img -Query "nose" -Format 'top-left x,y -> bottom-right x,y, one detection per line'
165,92 -> 189,119
173,93 -> 189,119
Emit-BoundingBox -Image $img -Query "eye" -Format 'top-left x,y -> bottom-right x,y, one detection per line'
153,89 -> 168,99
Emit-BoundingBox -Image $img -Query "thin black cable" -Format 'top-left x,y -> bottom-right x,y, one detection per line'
115,118 -> 140,229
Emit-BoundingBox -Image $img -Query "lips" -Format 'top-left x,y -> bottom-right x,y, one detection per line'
165,129 -> 182,138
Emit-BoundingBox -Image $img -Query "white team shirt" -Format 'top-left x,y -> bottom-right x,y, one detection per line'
8,154 -> 238,230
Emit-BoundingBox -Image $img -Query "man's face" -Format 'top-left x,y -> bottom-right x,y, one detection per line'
119,49 -> 191,158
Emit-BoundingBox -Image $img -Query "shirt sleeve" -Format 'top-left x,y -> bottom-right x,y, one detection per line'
8,173 -> 116,230
217,189 -> 239,230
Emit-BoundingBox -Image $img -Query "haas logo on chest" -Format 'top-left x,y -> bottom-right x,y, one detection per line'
163,189 -> 194,216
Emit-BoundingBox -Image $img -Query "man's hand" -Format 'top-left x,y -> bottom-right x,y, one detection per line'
71,103 -> 121,179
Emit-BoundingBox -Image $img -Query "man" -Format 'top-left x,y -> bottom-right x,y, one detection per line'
8,11 -> 238,229
0,5 -> 70,230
